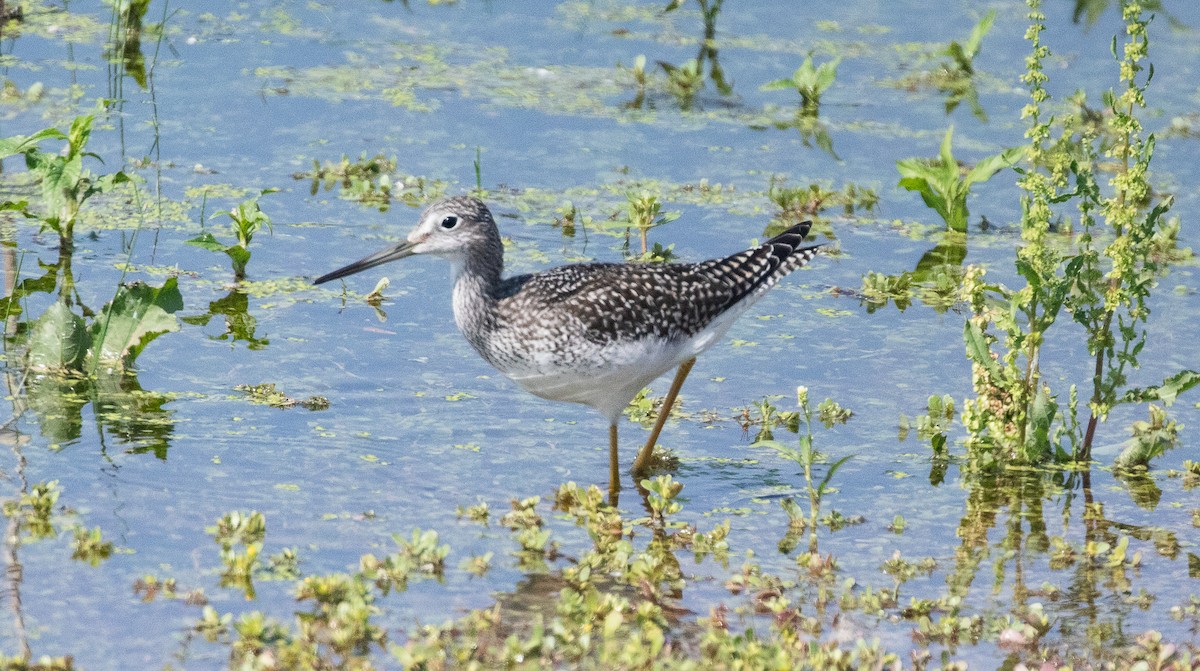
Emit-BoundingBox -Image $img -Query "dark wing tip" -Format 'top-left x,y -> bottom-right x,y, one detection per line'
768,220 -> 812,245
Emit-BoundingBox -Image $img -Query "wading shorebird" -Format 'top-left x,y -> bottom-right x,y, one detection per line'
315,196 -> 823,501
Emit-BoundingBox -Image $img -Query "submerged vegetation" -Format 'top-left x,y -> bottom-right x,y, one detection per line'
0,0 -> 1196,669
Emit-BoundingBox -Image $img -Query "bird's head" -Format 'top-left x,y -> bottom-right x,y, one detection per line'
314,195 -> 501,285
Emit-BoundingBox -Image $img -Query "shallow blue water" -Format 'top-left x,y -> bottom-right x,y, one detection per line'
1,0 -> 1198,667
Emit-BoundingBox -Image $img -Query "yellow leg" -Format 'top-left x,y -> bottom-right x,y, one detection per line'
631,357 -> 696,478
609,423 -> 620,507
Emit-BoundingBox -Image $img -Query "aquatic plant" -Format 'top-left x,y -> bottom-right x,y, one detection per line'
761,52 -> 841,115
26,278 -> 183,375
896,126 -> 1023,233
187,189 -> 276,282
756,387 -> 852,555
0,111 -> 132,250
960,0 -> 1195,466
624,191 -> 680,259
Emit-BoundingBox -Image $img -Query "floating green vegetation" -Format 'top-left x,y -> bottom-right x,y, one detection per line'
3,480 -> 115,562
235,383 -> 329,411
249,37 -> 844,136
292,153 -> 448,212
130,464 -> 1200,669
766,176 -> 878,233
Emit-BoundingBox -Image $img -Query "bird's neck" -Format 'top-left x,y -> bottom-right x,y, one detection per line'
449,241 -> 503,355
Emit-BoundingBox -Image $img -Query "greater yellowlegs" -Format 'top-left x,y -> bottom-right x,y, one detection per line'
315,196 -> 823,498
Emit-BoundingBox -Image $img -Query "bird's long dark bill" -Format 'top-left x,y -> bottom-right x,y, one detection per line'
313,241 -> 417,285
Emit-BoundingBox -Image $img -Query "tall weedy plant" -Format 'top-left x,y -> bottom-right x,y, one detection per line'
960,0 -> 1193,467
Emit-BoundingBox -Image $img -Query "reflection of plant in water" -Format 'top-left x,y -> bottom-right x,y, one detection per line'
858,231 -> 966,314
891,10 -> 995,121
938,10 -> 995,120
19,280 -> 183,457
655,0 -> 731,110
884,127 -> 1018,314
106,0 -> 155,90
182,288 -> 270,350
0,114 -> 183,460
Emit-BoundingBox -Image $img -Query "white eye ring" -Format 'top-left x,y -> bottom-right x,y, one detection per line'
439,215 -> 460,230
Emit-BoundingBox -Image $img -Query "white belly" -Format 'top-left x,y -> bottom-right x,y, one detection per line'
496,309 -> 746,424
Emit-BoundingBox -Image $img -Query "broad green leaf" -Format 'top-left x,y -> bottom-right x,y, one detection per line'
28,301 -> 89,372
816,58 -> 841,89
897,175 -> 952,228
226,246 -> 251,279
41,155 -> 83,218
0,128 -> 68,159
67,114 -> 94,158
87,278 -> 183,368
966,146 -> 1025,186
1119,370 -> 1200,407
186,232 -> 231,253
964,321 -> 1001,378
761,78 -> 797,91
1025,385 -> 1057,461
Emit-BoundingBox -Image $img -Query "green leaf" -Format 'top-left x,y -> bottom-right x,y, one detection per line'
28,301 -> 90,372
761,78 -> 797,91
66,114 -> 94,158
816,58 -> 841,89
1025,385 -> 1057,461
817,454 -> 853,496
0,128 -> 68,159
186,232 -> 231,253
226,246 -> 251,279
964,321 -> 1001,378
40,154 -> 83,219
87,278 -> 183,368
1119,370 -> 1200,407
966,145 -> 1025,186
938,126 -> 956,168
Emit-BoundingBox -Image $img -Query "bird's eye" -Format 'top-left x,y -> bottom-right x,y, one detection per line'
439,215 -> 460,230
